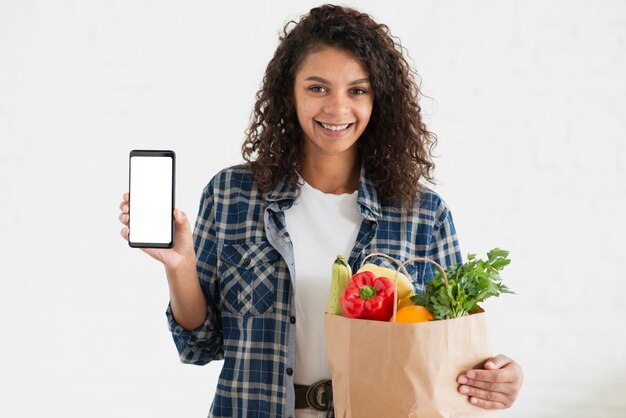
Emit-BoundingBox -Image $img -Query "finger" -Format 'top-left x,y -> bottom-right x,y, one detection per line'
119,213 -> 129,225
462,367 -> 516,384
174,208 -> 183,223
459,384 -> 512,406
174,209 -> 190,229
484,354 -> 512,370
120,227 -> 129,240
458,379 -> 515,396
119,194 -> 130,210
467,395 -> 508,410
119,202 -> 129,213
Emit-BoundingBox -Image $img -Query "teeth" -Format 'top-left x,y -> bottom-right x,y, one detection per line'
321,122 -> 350,131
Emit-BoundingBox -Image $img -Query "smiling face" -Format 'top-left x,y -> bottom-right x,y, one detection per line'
293,45 -> 374,162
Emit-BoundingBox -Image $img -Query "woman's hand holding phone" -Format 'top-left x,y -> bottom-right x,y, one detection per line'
119,192 -> 195,269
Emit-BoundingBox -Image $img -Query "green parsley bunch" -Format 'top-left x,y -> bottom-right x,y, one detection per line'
412,248 -> 514,320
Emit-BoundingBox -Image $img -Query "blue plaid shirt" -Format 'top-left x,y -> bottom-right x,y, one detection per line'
166,163 -> 462,418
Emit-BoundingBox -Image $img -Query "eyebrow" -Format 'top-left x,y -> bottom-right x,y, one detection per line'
304,76 -> 370,85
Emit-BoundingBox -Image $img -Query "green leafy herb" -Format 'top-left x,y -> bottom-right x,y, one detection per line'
411,248 -> 514,319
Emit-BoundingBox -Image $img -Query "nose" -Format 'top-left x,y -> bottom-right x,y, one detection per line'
323,91 -> 350,116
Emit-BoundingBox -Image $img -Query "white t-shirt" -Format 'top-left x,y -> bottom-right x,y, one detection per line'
284,179 -> 361,418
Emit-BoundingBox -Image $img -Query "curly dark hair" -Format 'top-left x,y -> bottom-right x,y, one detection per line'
241,4 -> 437,209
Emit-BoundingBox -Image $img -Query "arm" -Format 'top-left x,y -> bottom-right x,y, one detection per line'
119,190 -> 221,364
165,244 -> 207,331
166,183 -> 224,364
428,202 -> 463,270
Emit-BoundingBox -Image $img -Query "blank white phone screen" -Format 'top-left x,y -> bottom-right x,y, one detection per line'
129,156 -> 173,245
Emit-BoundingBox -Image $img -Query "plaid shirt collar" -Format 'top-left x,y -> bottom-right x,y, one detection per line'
264,164 -> 382,221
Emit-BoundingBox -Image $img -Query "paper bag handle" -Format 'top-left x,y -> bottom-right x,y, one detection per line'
360,253 -> 449,322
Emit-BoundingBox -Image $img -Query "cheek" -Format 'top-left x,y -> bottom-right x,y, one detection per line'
294,95 -> 306,119
357,101 -> 374,126
295,97 -> 313,124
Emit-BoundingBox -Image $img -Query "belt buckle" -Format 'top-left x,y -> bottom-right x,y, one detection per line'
305,379 -> 331,411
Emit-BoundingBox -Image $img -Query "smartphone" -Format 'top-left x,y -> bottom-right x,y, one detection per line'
128,150 -> 176,248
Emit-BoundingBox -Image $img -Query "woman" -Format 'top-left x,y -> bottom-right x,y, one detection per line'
119,5 -> 523,417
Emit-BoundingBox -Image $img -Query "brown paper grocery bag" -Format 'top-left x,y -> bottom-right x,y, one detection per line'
325,254 -> 498,418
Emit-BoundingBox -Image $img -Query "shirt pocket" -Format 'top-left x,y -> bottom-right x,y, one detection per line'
218,239 -> 280,318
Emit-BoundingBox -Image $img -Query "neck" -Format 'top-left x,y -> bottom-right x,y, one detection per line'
300,150 -> 361,195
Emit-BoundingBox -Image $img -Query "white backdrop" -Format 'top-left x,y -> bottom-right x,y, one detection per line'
1,1 -> 625,417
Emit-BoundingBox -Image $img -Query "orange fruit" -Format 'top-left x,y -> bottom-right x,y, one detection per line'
391,305 -> 434,323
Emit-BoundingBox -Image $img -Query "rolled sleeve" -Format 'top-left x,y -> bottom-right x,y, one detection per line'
166,302 -> 223,365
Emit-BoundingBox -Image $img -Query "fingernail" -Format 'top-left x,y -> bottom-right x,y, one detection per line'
458,376 -> 467,384
486,361 -> 495,368
467,371 -> 475,379
470,397 -> 478,405
460,386 -> 469,394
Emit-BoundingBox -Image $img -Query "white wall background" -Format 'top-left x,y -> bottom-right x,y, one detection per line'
1,0 -> 624,417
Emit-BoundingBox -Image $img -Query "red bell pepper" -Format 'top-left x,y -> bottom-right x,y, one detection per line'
340,271 -> 395,321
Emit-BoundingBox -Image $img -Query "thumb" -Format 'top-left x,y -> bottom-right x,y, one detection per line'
484,354 -> 512,370
174,208 -> 189,228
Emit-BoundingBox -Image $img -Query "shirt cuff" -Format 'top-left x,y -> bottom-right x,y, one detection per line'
165,302 -> 211,343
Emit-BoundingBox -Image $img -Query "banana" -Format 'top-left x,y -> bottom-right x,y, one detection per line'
327,255 -> 352,315
357,263 -> 415,300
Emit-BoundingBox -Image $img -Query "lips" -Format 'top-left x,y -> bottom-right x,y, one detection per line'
319,122 -> 352,131
316,121 -> 355,136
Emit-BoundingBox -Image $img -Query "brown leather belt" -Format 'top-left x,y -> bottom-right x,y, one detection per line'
294,380 -> 332,410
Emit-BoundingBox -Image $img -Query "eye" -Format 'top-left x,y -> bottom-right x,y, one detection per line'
308,85 -> 327,93
350,87 -> 368,95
